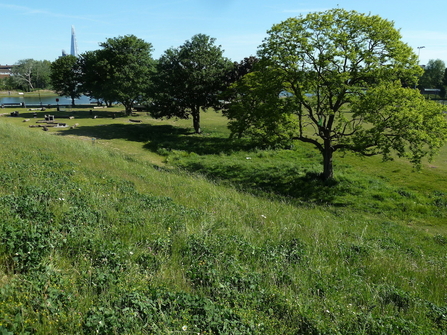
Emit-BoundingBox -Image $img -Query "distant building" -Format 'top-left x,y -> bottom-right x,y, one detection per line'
60,26 -> 78,57
71,26 -> 78,57
0,65 -> 13,79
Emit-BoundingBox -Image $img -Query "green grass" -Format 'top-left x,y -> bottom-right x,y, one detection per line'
0,107 -> 446,334
0,89 -> 58,97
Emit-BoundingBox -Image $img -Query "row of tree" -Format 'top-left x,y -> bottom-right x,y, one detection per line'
0,59 -> 52,91
47,9 -> 447,180
50,33 -> 239,132
419,59 -> 447,95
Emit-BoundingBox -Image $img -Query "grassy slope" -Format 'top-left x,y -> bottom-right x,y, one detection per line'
0,107 -> 446,334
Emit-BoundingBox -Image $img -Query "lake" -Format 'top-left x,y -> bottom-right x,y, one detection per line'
0,94 -> 94,106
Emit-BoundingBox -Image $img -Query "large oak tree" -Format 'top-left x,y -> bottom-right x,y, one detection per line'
149,34 -> 232,134
225,9 -> 447,180
50,55 -> 82,105
80,35 -> 155,115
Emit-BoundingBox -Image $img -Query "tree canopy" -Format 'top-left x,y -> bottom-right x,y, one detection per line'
77,50 -> 112,106
419,59 -> 446,89
12,59 -> 51,92
86,35 -> 155,115
419,59 -> 446,97
50,55 -> 82,105
149,34 -> 232,134
224,8 -> 447,180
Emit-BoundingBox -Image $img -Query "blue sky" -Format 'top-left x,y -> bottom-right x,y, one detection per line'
1,0 -> 446,65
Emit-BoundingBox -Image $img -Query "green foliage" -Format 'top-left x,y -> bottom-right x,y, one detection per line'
11,59 -> 52,91
149,34 -> 233,133
83,287 -> 257,334
77,50 -> 114,106
223,68 -> 299,147
227,8 -> 447,181
0,218 -> 57,274
419,59 -> 446,90
90,35 -> 155,115
50,55 -> 82,105
351,82 -> 447,167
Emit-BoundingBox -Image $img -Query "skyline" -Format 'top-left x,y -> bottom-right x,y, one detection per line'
70,25 -> 78,57
0,0 -> 446,66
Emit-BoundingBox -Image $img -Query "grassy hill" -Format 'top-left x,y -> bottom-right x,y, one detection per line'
0,107 -> 446,334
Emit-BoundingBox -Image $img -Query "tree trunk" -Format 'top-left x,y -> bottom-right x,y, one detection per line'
125,104 -> 132,116
322,139 -> 334,181
192,107 -> 201,134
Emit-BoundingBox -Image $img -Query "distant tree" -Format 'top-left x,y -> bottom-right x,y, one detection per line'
149,34 -> 233,133
443,68 -> 447,86
81,35 -> 155,115
225,9 -> 447,181
226,56 -> 259,84
11,59 -> 52,91
0,77 -> 15,91
221,56 -> 260,104
50,55 -> 82,105
419,59 -> 446,90
441,68 -> 447,98
33,60 -> 52,89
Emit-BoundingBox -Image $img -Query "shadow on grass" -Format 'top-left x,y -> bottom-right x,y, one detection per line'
179,161 -> 342,205
57,123 -> 256,155
57,122 -> 342,204
16,109 -> 128,120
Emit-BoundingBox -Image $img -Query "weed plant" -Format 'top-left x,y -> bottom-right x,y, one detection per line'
0,115 -> 446,334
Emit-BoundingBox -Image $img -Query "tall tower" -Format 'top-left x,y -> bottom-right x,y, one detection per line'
70,26 -> 78,57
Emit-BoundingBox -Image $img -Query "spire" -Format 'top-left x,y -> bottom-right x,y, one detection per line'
71,26 -> 78,57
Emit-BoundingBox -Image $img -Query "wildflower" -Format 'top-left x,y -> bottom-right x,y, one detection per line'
261,214 -> 267,219
182,325 -> 187,331
246,157 -> 251,159
129,251 -> 134,255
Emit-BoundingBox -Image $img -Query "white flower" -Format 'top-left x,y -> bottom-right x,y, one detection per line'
246,157 -> 251,159
261,214 -> 267,219
129,251 -> 134,255
182,325 -> 187,331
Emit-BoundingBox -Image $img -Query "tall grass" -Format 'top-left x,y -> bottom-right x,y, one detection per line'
0,115 -> 446,334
